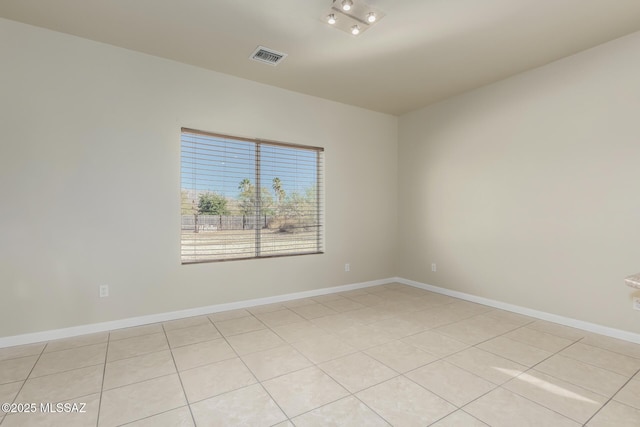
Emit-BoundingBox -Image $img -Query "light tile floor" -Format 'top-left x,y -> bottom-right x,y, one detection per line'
1,283 -> 639,426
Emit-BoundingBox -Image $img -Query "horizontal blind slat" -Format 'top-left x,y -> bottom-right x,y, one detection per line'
181,129 -> 324,263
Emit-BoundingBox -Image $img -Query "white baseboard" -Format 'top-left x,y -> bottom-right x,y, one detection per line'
3,276 -> 639,348
395,277 -> 640,345
0,277 -> 395,349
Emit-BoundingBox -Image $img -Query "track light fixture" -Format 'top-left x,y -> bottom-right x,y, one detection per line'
323,0 -> 385,36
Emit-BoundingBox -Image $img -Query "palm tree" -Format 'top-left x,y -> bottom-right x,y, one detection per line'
237,178 -> 254,229
238,178 -> 251,193
272,177 -> 286,208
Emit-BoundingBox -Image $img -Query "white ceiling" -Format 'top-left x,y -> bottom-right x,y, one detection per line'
2,0 -> 640,115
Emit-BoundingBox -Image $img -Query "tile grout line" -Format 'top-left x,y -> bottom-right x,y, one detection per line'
522,342 -> 628,394
14,360 -> 108,383
117,407 -> 190,426
31,337 -> 107,356
312,351 -> 400,424
575,334 -> 640,360
172,315 -> 293,421
351,395 -> 395,427
95,332 -> 110,427
105,306 -> 397,423
313,317 -> 493,425
162,323 -> 198,427
219,304 -> 394,424
428,409 -> 488,427
102,333 -> 169,365
300,316 -> 460,424
386,319 -> 588,425
0,342 -> 49,424
2,285 -> 639,426
457,333 -> 605,425
560,337 -> 640,376
212,314 -> 293,425
581,367 -> 640,426
281,348 -> 396,425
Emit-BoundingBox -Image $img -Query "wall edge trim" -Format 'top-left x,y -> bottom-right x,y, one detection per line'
395,277 -> 640,344
3,276 -> 639,348
0,277 -> 396,348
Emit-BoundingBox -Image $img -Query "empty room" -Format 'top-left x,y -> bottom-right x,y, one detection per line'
1,1 -> 640,426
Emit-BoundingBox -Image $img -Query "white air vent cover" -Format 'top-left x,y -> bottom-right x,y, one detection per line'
250,46 -> 288,66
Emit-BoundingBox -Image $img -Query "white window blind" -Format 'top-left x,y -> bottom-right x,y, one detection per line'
181,128 -> 324,263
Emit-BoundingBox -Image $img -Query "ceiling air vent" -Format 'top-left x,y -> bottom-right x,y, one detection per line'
250,46 -> 288,66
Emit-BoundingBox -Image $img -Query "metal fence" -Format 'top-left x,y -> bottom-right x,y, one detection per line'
181,215 -> 273,231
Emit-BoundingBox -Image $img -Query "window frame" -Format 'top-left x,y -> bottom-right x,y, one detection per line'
180,128 -> 324,264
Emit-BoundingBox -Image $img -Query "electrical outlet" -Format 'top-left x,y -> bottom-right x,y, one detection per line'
100,285 -> 109,298
431,263 -> 437,272
345,263 -> 350,272
633,297 -> 640,311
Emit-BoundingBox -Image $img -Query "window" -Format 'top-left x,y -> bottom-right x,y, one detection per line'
180,128 -> 324,263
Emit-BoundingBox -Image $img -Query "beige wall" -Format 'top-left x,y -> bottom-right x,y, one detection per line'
3,16 -> 639,340
398,31 -> 640,333
0,19 -> 398,337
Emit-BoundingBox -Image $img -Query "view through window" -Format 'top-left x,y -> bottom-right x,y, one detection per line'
181,128 -> 324,263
